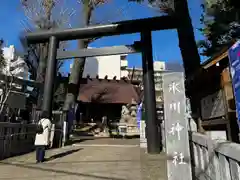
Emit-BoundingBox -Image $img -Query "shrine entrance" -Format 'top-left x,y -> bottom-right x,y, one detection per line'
24,13 -> 192,180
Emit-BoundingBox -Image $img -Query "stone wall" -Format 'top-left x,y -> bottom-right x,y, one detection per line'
0,122 -> 36,160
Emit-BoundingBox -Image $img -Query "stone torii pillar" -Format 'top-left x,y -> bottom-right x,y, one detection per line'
141,31 -> 161,154
41,36 -> 58,117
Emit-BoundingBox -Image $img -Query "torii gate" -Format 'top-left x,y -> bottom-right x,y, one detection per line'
24,14 -> 192,180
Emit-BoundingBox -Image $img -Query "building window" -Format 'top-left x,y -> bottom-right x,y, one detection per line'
120,55 -> 127,60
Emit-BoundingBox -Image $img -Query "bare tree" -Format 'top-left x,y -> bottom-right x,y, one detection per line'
0,75 -> 14,114
0,39 -> 9,116
20,0 -> 76,108
63,0 -> 111,111
0,39 -> 6,70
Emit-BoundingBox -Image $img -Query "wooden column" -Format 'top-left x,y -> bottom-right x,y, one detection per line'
221,68 -> 239,142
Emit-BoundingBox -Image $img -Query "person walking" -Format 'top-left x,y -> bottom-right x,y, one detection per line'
34,111 -> 52,163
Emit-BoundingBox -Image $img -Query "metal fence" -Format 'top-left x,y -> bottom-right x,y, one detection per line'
0,122 -> 36,160
0,110 -> 65,160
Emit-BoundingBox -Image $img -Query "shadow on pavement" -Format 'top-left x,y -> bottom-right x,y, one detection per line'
0,160 -> 127,180
110,135 -> 140,139
45,148 -> 82,162
65,137 -> 95,146
43,159 -> 142,165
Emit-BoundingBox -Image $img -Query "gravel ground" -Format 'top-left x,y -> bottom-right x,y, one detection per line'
0,138 -> 167,180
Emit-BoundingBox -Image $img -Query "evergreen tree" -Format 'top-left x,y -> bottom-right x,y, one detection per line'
130,0 -> 202,124
130,0 -> 200,79
198,0 -> 240,56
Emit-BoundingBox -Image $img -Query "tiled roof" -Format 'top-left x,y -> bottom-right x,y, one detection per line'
77,78 -> 140,104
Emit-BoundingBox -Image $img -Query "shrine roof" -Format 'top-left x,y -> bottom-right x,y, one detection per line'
77,78 -> 140,104
202,48 -> 228,69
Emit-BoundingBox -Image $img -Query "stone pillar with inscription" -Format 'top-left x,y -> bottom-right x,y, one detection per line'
162,71 -> 192,180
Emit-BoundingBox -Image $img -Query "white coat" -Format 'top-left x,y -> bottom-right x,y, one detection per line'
34,118 -> 52,146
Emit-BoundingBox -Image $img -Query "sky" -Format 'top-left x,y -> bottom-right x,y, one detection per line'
0,0 -> 206,73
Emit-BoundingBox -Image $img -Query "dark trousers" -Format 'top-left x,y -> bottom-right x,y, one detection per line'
36,145 -> 46,162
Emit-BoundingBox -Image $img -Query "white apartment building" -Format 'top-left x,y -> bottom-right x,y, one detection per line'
154,61 -> 166,104
2,45 -> 29,80
127,61 -> 166,105
2,45 -> 29,89
0,45 -> 29,109
70,53 -> 128,80
126,61 -> 184,105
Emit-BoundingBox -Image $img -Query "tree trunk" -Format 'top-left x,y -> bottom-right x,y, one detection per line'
63,41 -> 86,111
36,44 -> 48,109
36,0 -> 54,109
174,0 -> 201,119
63,4 -> 92,112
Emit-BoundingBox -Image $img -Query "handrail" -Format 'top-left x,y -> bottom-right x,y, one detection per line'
190,131 -> 240,162
0,122 -> 36,127
190,132 -> 208,147
0,132 -> 35,140
215,142 -> 240,162
0,129 -> 63,139
191,132 -> 240,162
190,131 -> 240,180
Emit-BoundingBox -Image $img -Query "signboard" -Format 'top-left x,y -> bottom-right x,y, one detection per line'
162,72 -> 192,180
200,90 -> 225,120
228,41 -> 240,126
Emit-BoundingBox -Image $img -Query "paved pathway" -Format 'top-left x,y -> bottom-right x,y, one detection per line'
0,138 -> 167,180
